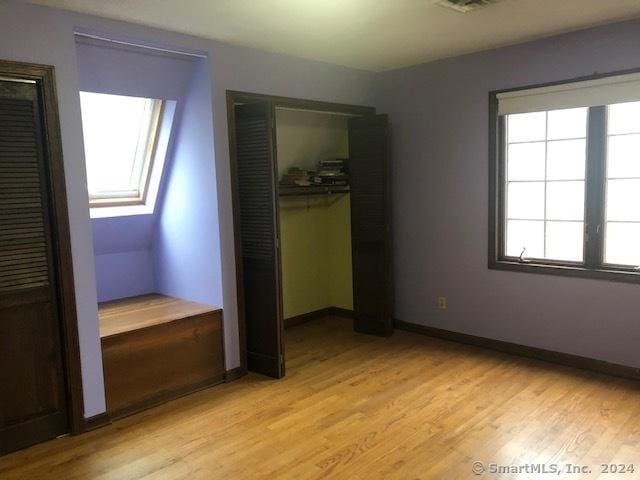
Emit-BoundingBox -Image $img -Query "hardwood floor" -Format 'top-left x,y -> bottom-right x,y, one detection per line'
2,316 -> 640,479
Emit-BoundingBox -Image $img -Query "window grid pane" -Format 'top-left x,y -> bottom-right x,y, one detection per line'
605,102 -> 640,266
505,109 -> 586,262
605,222 -> 640,266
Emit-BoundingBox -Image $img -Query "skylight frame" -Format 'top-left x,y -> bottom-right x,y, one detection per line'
80,92 -> 165,208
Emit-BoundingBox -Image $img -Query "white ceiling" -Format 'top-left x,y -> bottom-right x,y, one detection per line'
30,0 -> 640,71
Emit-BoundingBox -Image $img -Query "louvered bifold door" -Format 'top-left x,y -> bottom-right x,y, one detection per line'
234,102 -> 284,378
348,114 -> 393,337
0,80 -> 68,454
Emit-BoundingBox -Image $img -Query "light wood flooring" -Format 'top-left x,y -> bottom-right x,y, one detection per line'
1,316 -> 640,479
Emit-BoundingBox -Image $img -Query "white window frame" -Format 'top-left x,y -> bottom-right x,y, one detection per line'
80,92 -> 165,209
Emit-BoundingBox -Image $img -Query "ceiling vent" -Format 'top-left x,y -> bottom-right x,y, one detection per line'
435,0 -> 502,13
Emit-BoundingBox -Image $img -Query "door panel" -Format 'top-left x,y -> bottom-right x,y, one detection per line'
1,302 -> 61,423
0,80 -> 68,455
349,114 -> 393,336
234,102 -> 284,378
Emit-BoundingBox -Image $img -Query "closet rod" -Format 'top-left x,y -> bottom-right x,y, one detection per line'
0,76 -> 35,84
74,32 -> 207,59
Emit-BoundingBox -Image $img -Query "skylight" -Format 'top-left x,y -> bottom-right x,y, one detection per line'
80,92 -> 163,208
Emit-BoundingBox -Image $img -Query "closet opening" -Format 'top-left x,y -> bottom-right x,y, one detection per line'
228,92 -> 393,379
75,34 -> 226,419
276,107 -> 354,329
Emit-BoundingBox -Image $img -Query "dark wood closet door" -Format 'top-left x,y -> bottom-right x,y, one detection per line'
234,102 -> 284,378
349,114 -> 393,336
0,79 -> 69,454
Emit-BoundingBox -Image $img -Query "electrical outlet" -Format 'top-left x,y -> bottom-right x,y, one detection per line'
436,296 -> 447,310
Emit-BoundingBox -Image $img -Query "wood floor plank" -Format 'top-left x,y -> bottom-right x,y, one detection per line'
1,316 -> 640,479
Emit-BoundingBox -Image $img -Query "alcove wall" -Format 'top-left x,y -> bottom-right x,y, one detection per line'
76,37 -> 221,307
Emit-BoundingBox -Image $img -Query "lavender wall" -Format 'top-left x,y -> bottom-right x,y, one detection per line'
0,0 -> 376,417
91,215 -> 155,254
154,58 -> 223,308
91,215 -> 156,302
75,38 -> 197,99
94,251 -> 155,301
376,19 -> 640,369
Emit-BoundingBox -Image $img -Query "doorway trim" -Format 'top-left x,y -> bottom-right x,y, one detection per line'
225,90 -> 375,372
0,60 -> 84,434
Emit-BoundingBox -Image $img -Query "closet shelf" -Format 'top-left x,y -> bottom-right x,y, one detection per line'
278,185 -> 350,197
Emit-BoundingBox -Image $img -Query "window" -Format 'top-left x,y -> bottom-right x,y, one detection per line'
604,102 -> 640,267
505,108 -> 587,262
80,92 -> 163,207
490,71 -> 640,282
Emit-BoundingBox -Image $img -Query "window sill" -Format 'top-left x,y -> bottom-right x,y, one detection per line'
89,198 -> 145,208
89,204 -> 154,219
489,258 -> 640,285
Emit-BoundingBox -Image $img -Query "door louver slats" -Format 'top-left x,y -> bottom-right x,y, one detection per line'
0,97 -> 49,293
0,67 -> 74,457
234,101 -> 283,378
236,116 -> 275,261
348,114 -> 392,337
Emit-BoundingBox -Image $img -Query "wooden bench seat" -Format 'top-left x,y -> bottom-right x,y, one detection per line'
98,294 -> 224,418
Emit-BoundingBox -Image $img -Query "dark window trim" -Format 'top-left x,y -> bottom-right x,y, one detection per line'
489,67 -> 640,284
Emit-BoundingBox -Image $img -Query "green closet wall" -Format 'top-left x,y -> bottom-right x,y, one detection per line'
276,109 -> 353,319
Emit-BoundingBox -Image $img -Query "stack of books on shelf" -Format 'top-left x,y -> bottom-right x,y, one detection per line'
314,158 -> 349,186
279,159 -> 349,189
279,167 -> 312,186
